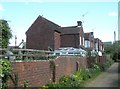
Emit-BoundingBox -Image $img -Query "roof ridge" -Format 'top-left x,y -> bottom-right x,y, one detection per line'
61,26 -> 78,28
38,15 -> 60,27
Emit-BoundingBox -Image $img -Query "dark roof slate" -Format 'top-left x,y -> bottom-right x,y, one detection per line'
84,33 -> 90,39
26,15 -> 61,34
58,26 -> 83,35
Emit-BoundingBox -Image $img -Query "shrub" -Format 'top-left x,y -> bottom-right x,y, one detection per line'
0,59 -> 12,88
76,69 -> 90,81
96,60 -> 114,71
59,75 -> 84,88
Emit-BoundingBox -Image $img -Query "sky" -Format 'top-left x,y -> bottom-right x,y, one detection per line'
0,1 -> 119,46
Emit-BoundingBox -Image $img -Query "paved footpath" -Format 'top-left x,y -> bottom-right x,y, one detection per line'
85,62 -> 120,87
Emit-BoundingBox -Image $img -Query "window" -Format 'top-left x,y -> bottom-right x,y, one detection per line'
88,41 -> 90,48
84,40 -> 87,48
83,37 -> 84,46
80,36 -> 81,45
84,40 -> 90,48
81,37 -> 82,45
95,43 -> 98,51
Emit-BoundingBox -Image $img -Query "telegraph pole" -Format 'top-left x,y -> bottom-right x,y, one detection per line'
15,35 -> 17,47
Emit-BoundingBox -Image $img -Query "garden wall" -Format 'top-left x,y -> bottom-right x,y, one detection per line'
96,55 -> 107,63
55,56 -> 87,82
8,56 -> 87,87
8,60 -> 52,87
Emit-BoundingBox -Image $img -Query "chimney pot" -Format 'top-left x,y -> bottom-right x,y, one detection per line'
77,21 -> 82,27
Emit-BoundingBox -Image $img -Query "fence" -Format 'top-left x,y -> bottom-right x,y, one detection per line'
0,48 -> 54,60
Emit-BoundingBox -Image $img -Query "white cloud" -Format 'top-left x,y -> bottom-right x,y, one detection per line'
108,11 -> 117,16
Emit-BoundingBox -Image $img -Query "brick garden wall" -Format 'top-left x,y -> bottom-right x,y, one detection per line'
8,60 -> 52,87
8,56 -> 87,87
55,56 -> 87,82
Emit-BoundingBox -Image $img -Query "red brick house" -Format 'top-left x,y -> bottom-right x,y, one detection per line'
84,32 -> 94,50
26,16 -> 85,50
26,15 -> 61,50
94,38 -> 104,52
26,16 -> 105,52
60,21 -> 84,49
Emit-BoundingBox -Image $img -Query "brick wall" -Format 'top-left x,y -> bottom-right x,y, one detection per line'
26,16 -> 57,50
54,31 -> 61,50
55,56 -> 87,82
8,56 -> 87,87
8,60 -> 52,87
61,34 -> 79,48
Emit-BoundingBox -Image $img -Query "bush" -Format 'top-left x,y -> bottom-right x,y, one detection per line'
0,59 -> 12,88
74,68 -> 90,81
57,75 -> 83,88
96,60 -> 114,71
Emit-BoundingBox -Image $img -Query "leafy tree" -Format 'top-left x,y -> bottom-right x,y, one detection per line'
104,44 -> 114,55
112,42 -> 120,61
0,20 -> 12,48
104,42 -> 120,61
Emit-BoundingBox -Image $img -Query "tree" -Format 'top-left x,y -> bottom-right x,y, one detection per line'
112,42 -> 120,61
104,44 -> 114,55
104,42 -> 120,61
0,20 -> 12,48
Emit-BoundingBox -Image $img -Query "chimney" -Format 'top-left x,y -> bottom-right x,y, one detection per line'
90,32 -> 94,36
77,21 -> 82,27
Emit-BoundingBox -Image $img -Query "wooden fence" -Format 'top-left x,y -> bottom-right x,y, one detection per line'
0,48 -> 54,60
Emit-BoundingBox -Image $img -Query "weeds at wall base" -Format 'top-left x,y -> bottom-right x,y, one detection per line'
40,60 -> 114,89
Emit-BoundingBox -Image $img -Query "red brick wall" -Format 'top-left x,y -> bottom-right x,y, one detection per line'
26,26 -> 54,50
8,57 -> 87,87
8,56 -> 107,87
8,60 -> 52,87
54,31 -> 61,50
26,16 -> 58,50
61,34 -> 79,48
55,56 -> 87,82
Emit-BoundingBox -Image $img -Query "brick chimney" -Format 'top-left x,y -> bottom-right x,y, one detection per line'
77,21 -> 82,27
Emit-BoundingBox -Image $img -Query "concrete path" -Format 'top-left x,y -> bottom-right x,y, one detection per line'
85,62 -> 120,87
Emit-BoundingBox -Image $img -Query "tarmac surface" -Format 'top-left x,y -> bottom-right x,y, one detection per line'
85,62 -> 120,88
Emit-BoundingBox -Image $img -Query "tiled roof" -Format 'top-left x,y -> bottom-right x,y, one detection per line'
84,32 -> 94,40
58,26 -> 83,35
26,15 -> 84,35
84,33 -> 90,40
38,15 -> 60,29
26,15 -> 61,34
